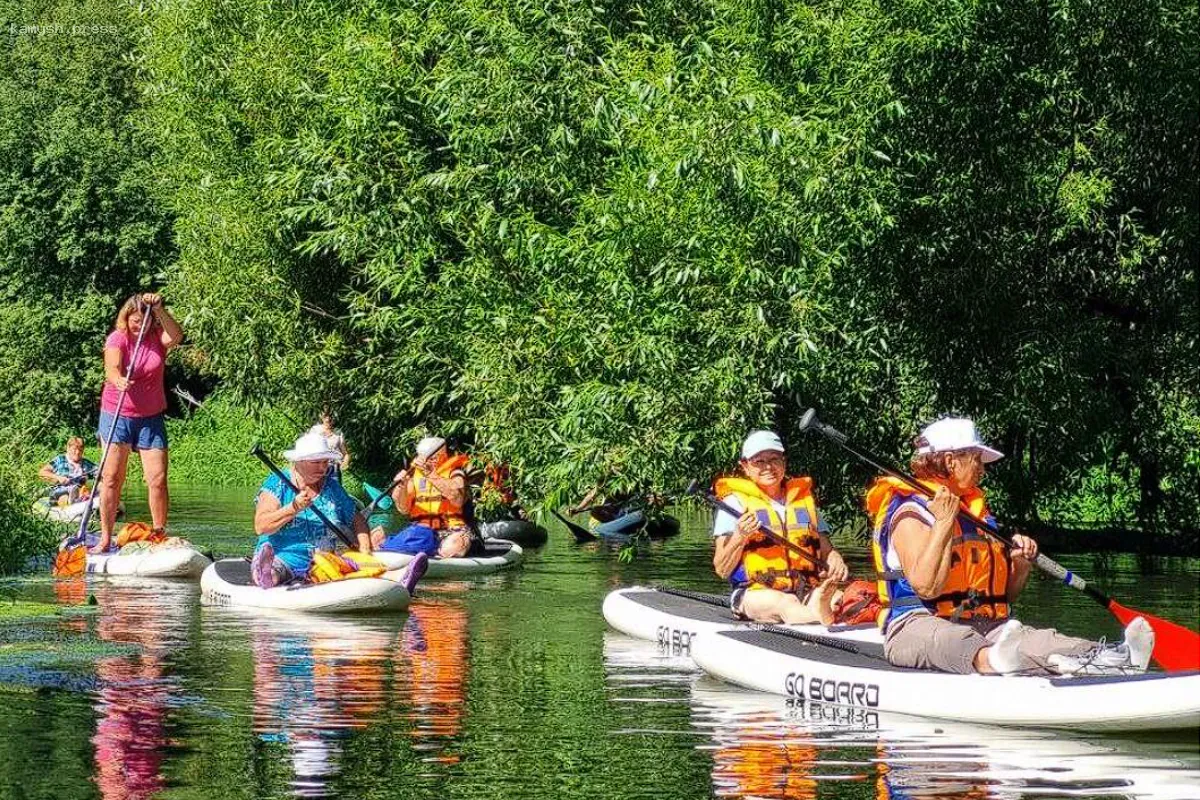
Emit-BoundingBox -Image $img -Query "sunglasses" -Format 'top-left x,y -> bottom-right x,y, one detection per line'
746,455 -> 786,469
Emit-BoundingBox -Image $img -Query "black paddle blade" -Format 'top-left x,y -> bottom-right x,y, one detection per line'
797,408 -> 819,432
683,479 -> 701,497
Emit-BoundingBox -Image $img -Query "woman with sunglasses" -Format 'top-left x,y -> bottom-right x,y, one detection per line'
712,430 -> 849,624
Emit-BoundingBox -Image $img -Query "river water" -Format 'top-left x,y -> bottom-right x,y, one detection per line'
2,485 -> 1198,799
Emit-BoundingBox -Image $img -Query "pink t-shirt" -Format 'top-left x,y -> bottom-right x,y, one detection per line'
100,330 -> 168,417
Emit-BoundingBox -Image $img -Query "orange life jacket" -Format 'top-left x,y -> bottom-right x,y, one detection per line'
115,522 -> 166,547
715,476 -> 823,593
867,476 -> 1009,630
832,579 -> 883,625
406,453 -> 469,530
483,461 -> 517,505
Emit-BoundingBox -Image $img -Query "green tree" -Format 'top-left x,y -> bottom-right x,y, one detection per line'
0,0 -> 174,446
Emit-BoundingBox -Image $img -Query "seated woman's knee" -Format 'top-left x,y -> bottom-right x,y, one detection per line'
438,530 -> 471,558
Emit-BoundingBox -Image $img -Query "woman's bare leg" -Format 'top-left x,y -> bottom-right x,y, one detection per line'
139,448 -> 170,531
94,443 -> 131,552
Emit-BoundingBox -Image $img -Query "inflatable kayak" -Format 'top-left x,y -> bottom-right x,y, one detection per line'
603,586 -> 881,655
200,559 -> 411,613
594,511 -> 680,539
691,625 -> 1200,732
87,544 -> 211,578
479,518 -> 547,547
558,511 -> 681,544
32,497 -> 124,523
374,539 -> 523,577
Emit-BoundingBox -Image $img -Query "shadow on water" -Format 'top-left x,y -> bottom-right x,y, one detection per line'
0,485 -> 1196,798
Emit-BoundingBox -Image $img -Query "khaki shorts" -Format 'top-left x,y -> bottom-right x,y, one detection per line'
885,613 -> 1093,675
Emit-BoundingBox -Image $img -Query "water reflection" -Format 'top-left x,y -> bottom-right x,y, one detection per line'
89,580 -> 195,800
401,601 -> 469,762
248,613 -> 400,796
604,632 -> 1200,800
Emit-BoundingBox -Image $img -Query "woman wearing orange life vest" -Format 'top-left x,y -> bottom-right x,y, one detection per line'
712,431 -> 849,624
870,417 -> 1154,676
378,437 -> 473,558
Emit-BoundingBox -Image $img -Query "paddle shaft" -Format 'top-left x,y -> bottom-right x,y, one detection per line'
803,415 -> 1115,608
69,304 -> 153,546
702,492 -> 828,572
364,474 -> 404,515
251,447 -> 358,550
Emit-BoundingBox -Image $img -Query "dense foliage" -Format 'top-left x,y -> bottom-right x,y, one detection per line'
1,0 -> 1195,544
0,0 -> 174,447
0,464 -> 58,574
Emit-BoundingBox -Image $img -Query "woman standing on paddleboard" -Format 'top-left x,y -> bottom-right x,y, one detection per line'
91,293 -> 183,553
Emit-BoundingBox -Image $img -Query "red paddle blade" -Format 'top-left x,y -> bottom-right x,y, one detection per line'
1108,599 -> 1200,672
52,545 -> 87,579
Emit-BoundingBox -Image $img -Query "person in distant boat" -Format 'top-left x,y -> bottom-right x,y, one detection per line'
712,430 -> 849,625
252,432 -> 426,593
39,436 -> 98,502
569,484 -> 665,535
92,293 -> 183,554
374,437 -> 472,559
308,410 -> 351,479
868,417 -> 1154,676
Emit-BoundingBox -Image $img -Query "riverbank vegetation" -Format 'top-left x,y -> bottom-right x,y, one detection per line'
1,0 -> 1196,558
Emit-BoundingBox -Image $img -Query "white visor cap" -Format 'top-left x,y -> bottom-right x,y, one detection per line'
416,436 -> 447,459
741,430 -> 785,460
916,418 -> 1004,463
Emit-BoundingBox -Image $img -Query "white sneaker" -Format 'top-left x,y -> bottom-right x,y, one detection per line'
1122,617 -> 1154,671
1049,619 -> 1155,676
1049,652 -> 1122,676
1048,640 -> 1135,676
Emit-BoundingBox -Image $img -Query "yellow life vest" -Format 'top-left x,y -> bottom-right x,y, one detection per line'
309,550 -> 386,583
715,476 -> 823,593
867,476 -> 1009,629
406,453 -> 470,530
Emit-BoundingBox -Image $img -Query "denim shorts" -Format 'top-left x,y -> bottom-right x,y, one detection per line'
98,411 -> 168,451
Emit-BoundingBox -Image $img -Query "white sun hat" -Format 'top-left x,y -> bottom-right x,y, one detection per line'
283,432 -> 342,463
741,430 -> 785,460
916,418 -> 1004,463
416,436 -> 447,460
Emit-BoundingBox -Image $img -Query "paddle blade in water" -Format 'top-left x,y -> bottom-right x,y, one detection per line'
1108,599 -> 1200,672
52,546 -> 86,578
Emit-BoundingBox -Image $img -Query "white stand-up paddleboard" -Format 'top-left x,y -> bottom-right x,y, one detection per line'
374,539 -> 523,577
200,559 -> 410,613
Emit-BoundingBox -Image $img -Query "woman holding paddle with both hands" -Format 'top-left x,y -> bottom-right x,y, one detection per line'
712,431 -> 850,625
92,293 -> 183,554
251,432 -> 428,593
868,416 -> 1154,676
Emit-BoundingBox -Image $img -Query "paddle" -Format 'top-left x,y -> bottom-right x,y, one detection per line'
362,478 -> 399,514
798,408 -> 1200,672
684,480 -> 829,573
53,303 -> 154,578
553,509 -> 599,543
250,445 -> 358,550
